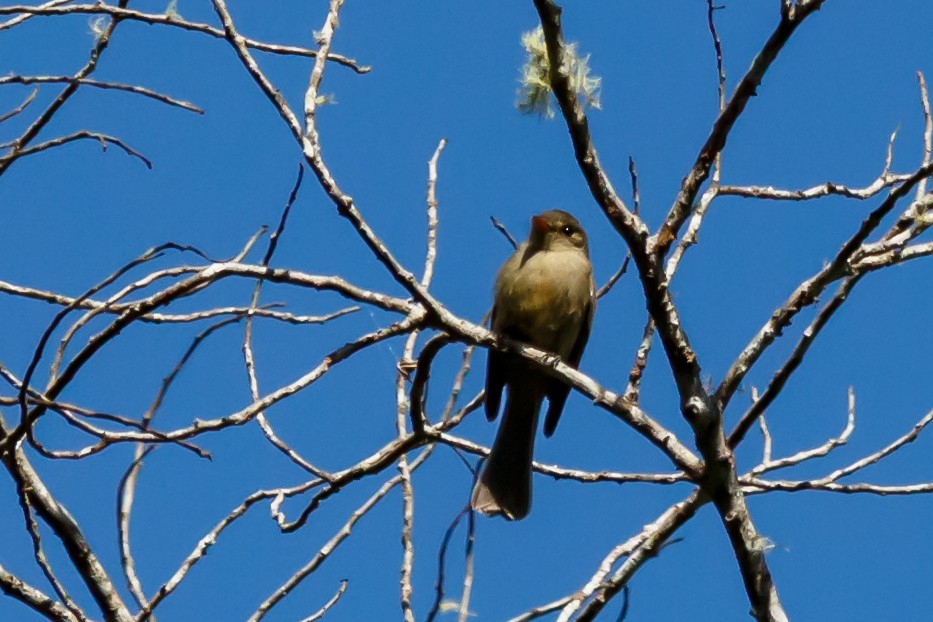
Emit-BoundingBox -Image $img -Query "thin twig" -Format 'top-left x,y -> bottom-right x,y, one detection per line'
717,174 -> 912,201
116,446 -> 156,612
657,0 -> 827,259
0,0 -> 129,176
459,503 -> 476,622
744,479 -> 933,495
552,490 -> 705,621
0,75 -> 203,113
815,406 -> 933,485
439,344 -> 480,423
718,160 -> 933,414
397,338 -> 418,622
0,0 -> 70,31
16,486 -> 88,622
0,414 -> 134,622
595,257 -> 630,299
490,216 -> 519,250
916,71 -> 931,199
423,138 -> 447,288
247,451 -> 432,621
729,276 -> 861,448
0,279 -> 358,324
0,85 -> 37,122
425,506 -> 470,622
706,0 -> 726,184
747,387 -> 856,477
623,317 -> 655,402
302,580 -> 348,622
0,4 -> 371,73
0,562 -> 80,622
2,130 -> 153,168
435,432 -> 686,485
244,165 -> 332,477
138,479 -> 325,621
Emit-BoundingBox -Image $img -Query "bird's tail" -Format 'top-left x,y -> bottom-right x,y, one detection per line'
471,383 -> 541,520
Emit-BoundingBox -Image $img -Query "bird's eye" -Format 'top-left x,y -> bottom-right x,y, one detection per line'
561,225 -> 574,236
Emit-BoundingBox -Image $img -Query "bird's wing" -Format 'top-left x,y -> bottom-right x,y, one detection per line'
543,297 -> 594,437
484,304 -> 506,421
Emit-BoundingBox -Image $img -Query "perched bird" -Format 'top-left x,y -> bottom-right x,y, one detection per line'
471,210 -> 595,520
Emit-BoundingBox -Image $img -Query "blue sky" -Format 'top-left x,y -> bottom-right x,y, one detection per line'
2,1 -> 933,620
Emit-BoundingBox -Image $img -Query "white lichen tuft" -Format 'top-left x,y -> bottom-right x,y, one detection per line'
315,93 -> 338,107
88,16 -> 107,41
438,599 -> 475,616
517,25 -> 602,119
753,536 -> 777,555
165,0 -> 182,22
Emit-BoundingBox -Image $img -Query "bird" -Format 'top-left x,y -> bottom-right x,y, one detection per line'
471,209 -> 595,520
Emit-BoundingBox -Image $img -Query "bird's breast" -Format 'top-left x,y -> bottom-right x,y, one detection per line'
494,248 -> 593,356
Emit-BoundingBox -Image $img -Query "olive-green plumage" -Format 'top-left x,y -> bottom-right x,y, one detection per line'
472,210 -> 595,520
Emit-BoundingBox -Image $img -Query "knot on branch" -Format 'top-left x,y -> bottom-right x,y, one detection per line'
684,396 -> 710,422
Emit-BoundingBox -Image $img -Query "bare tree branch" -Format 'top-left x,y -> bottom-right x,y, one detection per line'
728,275 -> 861,447
543,490 -> 705,621
0,75 -> 203,113
302,580 -> 348,622
747,387 -> 855,477
0,562 -> 80,622
3,4 -> 932,622
0,4 -> 370,72
247,450 -> 432,621
657,0 -> 826,258
717,160 -> 933,414
1,130 -> 153,167
0,0 -> 131,176
0,84 -> 37,122
0,415 -> 133,622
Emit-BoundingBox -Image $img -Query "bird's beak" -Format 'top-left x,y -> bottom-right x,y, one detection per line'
531,215 -> 549,233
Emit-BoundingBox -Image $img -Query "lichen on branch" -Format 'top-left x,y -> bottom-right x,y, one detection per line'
516,25 -> 601,119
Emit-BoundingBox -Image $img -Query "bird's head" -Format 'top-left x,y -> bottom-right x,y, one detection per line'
528,209 -> 589,256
